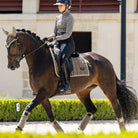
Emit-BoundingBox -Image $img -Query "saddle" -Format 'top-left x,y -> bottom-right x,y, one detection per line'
49,46 -> 90,78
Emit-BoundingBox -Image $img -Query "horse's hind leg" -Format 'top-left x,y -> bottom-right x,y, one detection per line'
76,89 -> 97,131
98,78 -> 126,130
41,98 -> 63,132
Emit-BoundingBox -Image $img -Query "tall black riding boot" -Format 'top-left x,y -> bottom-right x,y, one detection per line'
59,64 -> 71,94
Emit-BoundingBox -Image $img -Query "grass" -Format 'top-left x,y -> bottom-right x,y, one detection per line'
0,131 -> 138,138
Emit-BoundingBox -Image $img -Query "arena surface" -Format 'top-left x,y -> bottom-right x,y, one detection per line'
0,120 -> 138,134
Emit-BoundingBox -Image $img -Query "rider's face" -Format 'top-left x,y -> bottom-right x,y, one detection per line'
58,5 -> 66,12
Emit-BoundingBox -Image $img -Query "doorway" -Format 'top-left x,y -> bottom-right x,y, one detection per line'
72,32 -> 92,53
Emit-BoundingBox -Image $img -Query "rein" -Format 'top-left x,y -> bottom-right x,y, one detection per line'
22,41 -> 49,59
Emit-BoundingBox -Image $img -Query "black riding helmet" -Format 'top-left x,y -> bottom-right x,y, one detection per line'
54,0 -> 71,9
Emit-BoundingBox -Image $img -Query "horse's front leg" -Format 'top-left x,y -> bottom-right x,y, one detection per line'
41,98 -> 64,132
16,88 -> 46,131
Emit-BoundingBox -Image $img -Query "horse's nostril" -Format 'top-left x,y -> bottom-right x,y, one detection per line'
11,66 -> 15,70
8,65 -> 15,70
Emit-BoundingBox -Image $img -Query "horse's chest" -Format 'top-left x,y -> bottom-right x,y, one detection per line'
29,73 -> 40,93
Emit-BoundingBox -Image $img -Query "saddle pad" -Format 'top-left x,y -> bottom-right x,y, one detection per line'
71,57 -> 90,77
49,48 -> 90,78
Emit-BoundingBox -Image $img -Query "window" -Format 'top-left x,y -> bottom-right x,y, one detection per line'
72,0 -> 119,12
39,0 -> 119,12
0,0 -> 22,13
72,32 -> 91,53
137,0 -> 138,12
39,0 -> 56,12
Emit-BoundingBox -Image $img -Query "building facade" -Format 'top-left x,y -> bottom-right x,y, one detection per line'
0,0 -> 138,98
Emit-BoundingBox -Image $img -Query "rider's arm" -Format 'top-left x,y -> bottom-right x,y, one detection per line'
55,15 -> 74,41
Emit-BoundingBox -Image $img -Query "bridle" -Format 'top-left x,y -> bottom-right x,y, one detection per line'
6,35 -> 24,62
6,35 -> 49,63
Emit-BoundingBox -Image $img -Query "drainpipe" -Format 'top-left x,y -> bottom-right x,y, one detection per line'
118,0 -> 126,81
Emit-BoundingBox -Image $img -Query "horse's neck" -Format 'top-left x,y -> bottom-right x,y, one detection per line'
19,33 -> 52,71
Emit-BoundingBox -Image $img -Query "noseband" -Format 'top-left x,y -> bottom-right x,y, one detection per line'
6,36 -> 23,61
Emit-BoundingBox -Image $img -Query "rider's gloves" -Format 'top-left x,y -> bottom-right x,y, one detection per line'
42,37 -> 48,42
47,37 -> 56,42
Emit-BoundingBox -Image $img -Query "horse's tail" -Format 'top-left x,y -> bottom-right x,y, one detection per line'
116,77 -> 138,123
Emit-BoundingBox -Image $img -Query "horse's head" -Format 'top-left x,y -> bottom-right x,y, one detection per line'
2,27 -> 23,70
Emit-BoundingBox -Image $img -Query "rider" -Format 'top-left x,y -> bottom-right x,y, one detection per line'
46,0 -> 75,94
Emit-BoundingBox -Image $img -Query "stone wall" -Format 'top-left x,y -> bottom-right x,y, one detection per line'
0,0 -> 138,98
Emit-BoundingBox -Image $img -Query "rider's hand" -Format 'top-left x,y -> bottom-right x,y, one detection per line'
47,37 -> 55,42
42,37 -> 48,42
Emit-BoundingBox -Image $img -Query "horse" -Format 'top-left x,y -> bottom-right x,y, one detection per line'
2,27 -> 137,132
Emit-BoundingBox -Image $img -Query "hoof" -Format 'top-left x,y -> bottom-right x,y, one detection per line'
16,126 -> 22,132
78,112 -> 93,131
77,127 -> 83,134
78,127 -> 83,131
52,120 -> 64,132
120,126 -> 126,131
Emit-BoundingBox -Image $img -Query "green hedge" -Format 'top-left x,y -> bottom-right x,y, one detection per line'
0,99 -> 137,122
0,132 -> 138,138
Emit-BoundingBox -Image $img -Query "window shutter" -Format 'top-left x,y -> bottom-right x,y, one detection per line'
39,0 -> 56,12
72,0 -> 119,11
39,0 -> 119,12
0,0 -> 22,13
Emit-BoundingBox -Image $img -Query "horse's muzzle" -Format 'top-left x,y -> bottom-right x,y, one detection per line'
8,60 -> 20,70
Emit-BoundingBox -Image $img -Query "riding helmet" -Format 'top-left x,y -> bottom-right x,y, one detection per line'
54,0 -> 71,6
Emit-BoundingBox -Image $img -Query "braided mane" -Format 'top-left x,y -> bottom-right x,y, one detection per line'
16,29 -> 44,44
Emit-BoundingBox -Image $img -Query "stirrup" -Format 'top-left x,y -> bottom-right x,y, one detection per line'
59,84 -> 71,94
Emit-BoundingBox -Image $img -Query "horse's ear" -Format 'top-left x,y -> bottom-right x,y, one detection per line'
2,28 -> 9,36
12,26 -> 16,37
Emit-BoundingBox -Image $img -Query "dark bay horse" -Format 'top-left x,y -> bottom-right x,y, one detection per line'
2,27 -> 137,132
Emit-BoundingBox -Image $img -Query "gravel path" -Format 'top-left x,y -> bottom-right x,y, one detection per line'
0,120 -> 138,135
